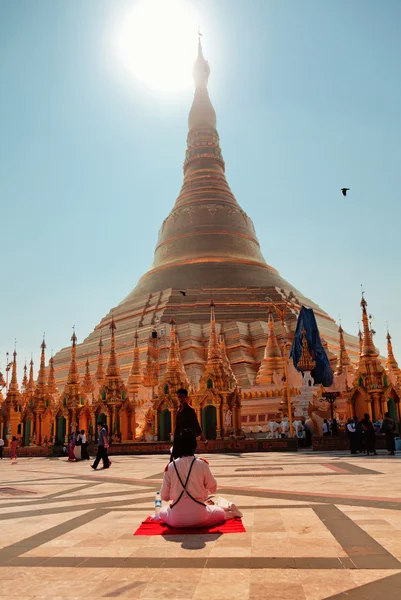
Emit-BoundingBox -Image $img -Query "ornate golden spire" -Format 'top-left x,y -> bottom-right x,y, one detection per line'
360,294 -> 378,358
35,337 -> 47,398
47,355 -> 58,399
22,361 -> 28,391
256,308 -> 284,385
297,327 -> 316,372
207,301 -> 221,362
200,302 -> 228,389
105,316 -> 121,380
8,349 -> 19,395
335,324 -> 352,375
27,357 -> 36,397
162,317 -> 189,392
95,334 -> 105,386
219,325 -> 236,384
358,325 -> 363,356
127,330 -> 142,398
66,327 -> 80,387
386,330 -> 401,378
81,358 -> 94,395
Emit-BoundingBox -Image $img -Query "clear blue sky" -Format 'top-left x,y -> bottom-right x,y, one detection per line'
1,0 -> 400,377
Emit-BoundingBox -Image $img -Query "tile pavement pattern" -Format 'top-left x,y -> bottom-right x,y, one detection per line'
1,452 -> 401,599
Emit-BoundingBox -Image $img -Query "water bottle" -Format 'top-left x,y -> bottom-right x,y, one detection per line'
154,491 -> 162,517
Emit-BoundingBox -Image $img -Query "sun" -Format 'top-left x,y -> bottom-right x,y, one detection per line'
117,0 -> 200,93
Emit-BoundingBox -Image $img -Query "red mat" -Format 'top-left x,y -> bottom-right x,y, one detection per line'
134,516 -> 246,536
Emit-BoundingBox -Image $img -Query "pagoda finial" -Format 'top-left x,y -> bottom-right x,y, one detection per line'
360,294 -> 378,358
47,355 -> 58,398
105,316 -> 121,380
335,323 -> 352,375
127,330 -> 142,399
66,327 -> 80,388
27,356 -> 35,397
35,335 -> 47,398
22,361 -> 28,391
95,334 -> 105,385
162,318 -> 189,392
386,329 -> 401,377
81,358 -> 94,395
207,300 -> 221,362
9,348 -> 19,393
188,34 -> 216,132
297,327 -> 316,373
256,307 -> 284,385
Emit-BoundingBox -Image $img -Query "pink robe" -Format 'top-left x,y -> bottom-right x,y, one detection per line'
160,456 -> 226,528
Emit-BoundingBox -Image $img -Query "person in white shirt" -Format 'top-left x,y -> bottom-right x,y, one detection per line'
346,418 -> 357,454
160,430 -> 230,528
0,437 -> 4,459
80,429 -> 90,461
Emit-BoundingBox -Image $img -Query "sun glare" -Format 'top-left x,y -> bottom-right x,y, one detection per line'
117,0 -> 200,92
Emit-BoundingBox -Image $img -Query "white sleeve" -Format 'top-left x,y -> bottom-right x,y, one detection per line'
203,462 -> 218,495
160,465 -> 171,501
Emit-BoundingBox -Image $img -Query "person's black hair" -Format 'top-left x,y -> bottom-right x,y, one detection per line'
171,429 -> 197,459
81,429 -> 85,434
384,412 -> 390,418
364,413 -> 370,419
97,422 -> 103,426
12,436 -> 16,441
176,388 -> 188,397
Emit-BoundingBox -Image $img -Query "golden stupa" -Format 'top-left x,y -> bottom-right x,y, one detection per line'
51,39 -> 360,391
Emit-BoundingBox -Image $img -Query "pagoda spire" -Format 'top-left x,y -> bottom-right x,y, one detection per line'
335,324 -> 352,375
81,358 -> 94,395
105,316 -> 121,380
219,325 -> 236,384
200,302 -> 227,388
256,308 -> 284,385
66,327 -> 80,387
8,349 -> 19,395
47,355 -> 58,399
95,334 -> 105,386
162,318 -> 189,392
386,330 -> 401,379
27,357 -> 36,397
297,327 -> 316,373
127,330 -> 142,399
360,294 -> 378,358
22,361 -> 28,392
35,336 -> 47,397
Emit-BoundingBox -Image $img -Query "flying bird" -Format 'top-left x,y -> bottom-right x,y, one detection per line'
180,291 -> 186,296
341,188 -> 350,197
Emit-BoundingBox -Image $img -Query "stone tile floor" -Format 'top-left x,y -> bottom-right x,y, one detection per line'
1,450 -> 401,599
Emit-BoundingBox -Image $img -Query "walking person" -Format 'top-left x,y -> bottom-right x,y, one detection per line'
91,423 -> 109,470
346,418 -> 357,454
322,419 -> 331,436
0,436 -> 4,459
10,436 -> 18,464
381,412 -> 396,456
331,419 -> 339,436
360,413 -> 377,456
80,429 -> 90,461
303,420 -> 312,448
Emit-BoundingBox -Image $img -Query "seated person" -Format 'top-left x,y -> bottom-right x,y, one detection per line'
160,429 -> 229,528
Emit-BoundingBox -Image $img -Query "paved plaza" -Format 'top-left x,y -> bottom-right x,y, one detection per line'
1,451 -> 401,599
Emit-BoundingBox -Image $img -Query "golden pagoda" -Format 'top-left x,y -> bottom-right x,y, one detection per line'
50,37 -> 360,404
256,308 -> 284,385
349,295 -> 400,422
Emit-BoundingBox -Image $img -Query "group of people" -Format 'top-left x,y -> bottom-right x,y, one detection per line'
67,429 -> 90,461
346,412 -> 397,456
322,418 -> 340,436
